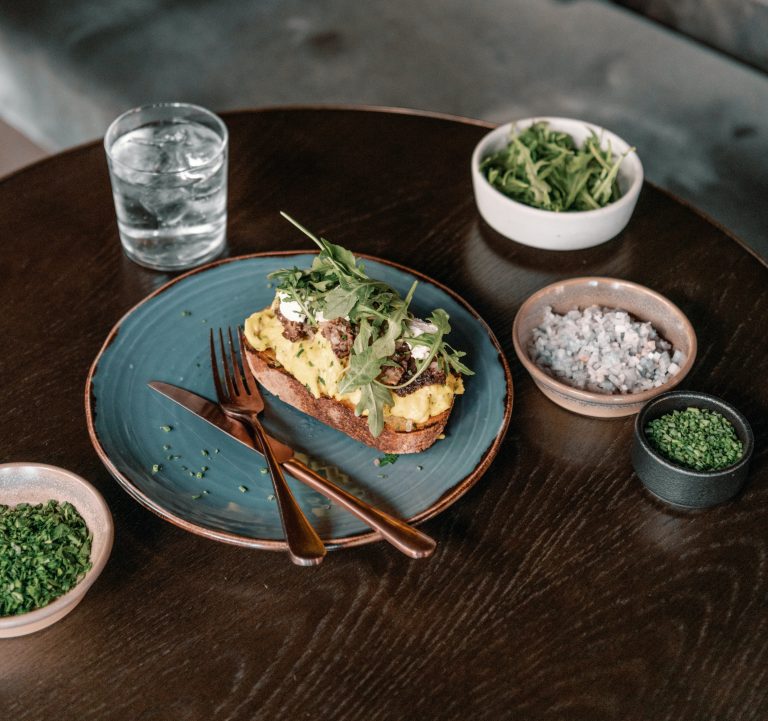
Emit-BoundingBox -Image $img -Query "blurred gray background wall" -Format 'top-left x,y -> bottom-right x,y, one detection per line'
616,0 -> 768,72
1,0 -> 766,258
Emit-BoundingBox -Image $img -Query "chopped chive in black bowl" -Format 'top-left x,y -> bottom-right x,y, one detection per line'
632,391 -> 754,509
645,407 -> 743,472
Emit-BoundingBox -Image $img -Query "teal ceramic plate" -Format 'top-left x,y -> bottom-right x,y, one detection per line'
86,253 -> 513,550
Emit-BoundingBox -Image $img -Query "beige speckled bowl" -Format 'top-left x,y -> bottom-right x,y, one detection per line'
512,277 -> 697,418
0,463 -> 113,637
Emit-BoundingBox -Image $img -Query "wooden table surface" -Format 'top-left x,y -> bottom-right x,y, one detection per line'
1,107 -> 766,721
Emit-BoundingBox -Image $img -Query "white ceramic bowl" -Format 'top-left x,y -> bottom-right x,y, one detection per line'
471,117 -> 643,250
0,463 -> 113,638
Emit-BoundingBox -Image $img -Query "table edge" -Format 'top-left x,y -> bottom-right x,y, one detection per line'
1,103 -> 763,270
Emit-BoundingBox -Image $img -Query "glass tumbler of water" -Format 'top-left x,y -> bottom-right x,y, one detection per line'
104,103 -> 228,271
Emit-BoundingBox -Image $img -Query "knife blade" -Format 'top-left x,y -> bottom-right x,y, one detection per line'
149,380 -> 295,461
148,381 -> 436,558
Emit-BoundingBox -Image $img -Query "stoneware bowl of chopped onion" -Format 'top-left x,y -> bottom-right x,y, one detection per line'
0,463 -> 113,638
471,117 -> 643,250
632,391 -> 754,508
512,277 -> 697,418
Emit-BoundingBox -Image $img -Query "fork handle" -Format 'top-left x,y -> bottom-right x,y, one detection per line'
246,415 -> 327,566
282,458 -> 437,559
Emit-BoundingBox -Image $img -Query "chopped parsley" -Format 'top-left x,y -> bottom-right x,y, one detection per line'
1,501 -> 92,616
375,453 -> 399,467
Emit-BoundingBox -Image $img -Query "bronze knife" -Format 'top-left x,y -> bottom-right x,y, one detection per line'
148,381 -> 436,558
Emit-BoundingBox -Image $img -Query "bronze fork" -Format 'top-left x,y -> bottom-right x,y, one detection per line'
210,328 -> 326,566
233,328 -> 437,558
222,327 -> 437,558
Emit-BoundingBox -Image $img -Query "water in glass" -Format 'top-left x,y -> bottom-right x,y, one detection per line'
108,119 -> 227,270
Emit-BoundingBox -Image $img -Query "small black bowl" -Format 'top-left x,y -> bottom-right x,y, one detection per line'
632,391 -> 754,509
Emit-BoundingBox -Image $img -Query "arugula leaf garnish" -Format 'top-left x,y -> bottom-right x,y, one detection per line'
355,382 -> 394,438
270,213 -> 473,436
322,284 -> 359,320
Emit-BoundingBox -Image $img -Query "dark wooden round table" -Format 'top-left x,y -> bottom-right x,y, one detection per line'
2,107 -> 766,721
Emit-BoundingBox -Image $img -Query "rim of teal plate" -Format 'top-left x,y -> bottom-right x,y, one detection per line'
84,251 -> 514,552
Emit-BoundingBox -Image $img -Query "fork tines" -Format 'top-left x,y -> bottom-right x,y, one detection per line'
209,327 -> 256,401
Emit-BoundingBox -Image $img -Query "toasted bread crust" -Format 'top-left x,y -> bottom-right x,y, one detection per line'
243,342 -> 452,453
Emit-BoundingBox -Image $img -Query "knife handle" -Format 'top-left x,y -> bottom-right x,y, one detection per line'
282,458 -> 437,559
245,418 -> 326,566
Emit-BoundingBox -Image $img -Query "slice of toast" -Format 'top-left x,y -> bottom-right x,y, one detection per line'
243,342 -> 452,453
